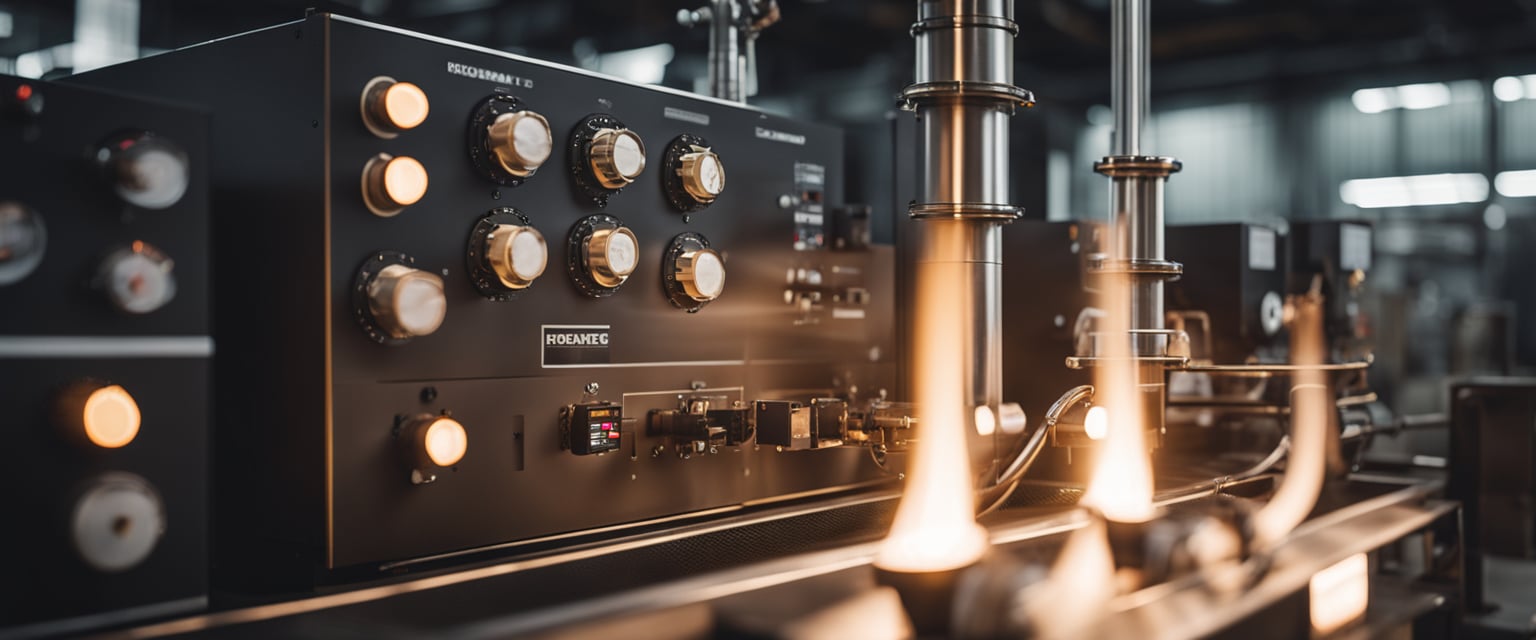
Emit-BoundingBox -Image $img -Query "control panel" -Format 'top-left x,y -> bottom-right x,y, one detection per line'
73,14 -> 895,589
0,75 -> 209,632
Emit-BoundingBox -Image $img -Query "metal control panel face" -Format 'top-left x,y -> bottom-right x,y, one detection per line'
0,75 -> 209,631
72,15 -> 895,586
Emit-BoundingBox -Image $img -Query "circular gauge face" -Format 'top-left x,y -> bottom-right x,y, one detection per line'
71,474 -> 164,573
688,250 -> 725,299
509,228 -> 547,280
604,229 -> 638,277
697,154 -> 724,197
611,132 -> 645,179
100,244 -> 177,314
0,201 -> 46,286
107,136 -> 191,210
511,114 -> 553,168
392,273 -> 447,336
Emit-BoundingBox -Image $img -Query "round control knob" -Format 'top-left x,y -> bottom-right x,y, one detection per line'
487,111 -> 553,177
485,224 -> 547,290
676,249 -> 726,302
678,148 -> 725,204
362,153 -> 428,217
589,128 -> 646,189
401,414 -> 468,485
97,242 -> 176,314
0,200 -> 46,286
587,226 -> 639,288
367,263 -> 446,340
662,232 -> 724,312
70,473 -> 165,573
97,133 -> 190,210
55,381 -> 141,449
361,76 -> 429,137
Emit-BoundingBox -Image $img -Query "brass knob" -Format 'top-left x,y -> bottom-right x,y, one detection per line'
55,382 -> 141,449
485,224 -> 547,290
586,226 -> 639,288
362,153 -> 429,217
361,77 -> 429,137
675,248 -> 726,302
589,128 -> 646,189
487,111 -> 553,177
402,414 -> 468,484
678,147 -> 725,203
367,264 -> 446,339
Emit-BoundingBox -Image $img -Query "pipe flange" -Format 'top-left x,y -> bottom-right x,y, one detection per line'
908,201 -> 1024,221
899,82 -> 1036,110
1094,155 -> 1183,178
1065,355 -> 1190,370
910,15 -> 1019,36
1087,258 -> 1183,278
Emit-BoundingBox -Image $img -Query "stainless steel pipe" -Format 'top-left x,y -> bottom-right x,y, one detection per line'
905,0 -> 1030,425
708,0 -> 743,102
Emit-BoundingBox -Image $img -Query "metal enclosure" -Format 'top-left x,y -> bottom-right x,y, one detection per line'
0,75 -> 209,631
71,14 -> 896,589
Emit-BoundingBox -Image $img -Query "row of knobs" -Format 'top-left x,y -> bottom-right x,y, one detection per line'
362,222 -> 725,342
356,78 -> 725,215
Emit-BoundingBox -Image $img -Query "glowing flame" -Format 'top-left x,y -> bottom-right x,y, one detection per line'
1028,516 -> 1118,639
1078,272 -> 1156,524
875,224 -> 989,573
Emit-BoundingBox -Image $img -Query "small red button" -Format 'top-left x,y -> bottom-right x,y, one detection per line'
608,432 -> 621,439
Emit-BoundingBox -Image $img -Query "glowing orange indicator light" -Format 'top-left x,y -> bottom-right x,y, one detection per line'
422,417 -> 467,467
81,385 -> 142,449
15,84 -> 33,101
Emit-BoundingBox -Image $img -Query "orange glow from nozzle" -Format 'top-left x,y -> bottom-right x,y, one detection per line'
875,229 -> 989,573
1078,271 -> 1156,524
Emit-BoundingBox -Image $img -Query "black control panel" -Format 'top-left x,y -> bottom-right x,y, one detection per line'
73,14 -> 895,589
0,75 -> 209,632
1166,223 -> 1288,365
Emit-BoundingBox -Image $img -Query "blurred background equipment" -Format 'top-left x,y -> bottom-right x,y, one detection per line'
0,0 -> 1534,638
0,73 -> 209,636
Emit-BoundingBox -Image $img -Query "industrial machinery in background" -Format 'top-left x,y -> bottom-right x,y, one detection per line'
0,75 -> 210,635
70,14 -> 905,592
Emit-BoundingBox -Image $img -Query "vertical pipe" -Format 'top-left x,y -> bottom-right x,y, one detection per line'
1110,0 -> 1145,157
707,0 -> 742,102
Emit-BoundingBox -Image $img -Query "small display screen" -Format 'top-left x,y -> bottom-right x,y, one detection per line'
571,403 -> 622,454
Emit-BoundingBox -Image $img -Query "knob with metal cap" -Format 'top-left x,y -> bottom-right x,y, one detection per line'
662,232 -> 725,312
485,223 -> 547,290
676,249 -> 726,302
0,200 -> 46,286
400,414 -> 468,485
97,132 -> 190,210
587,226 -> 639,288
361,76 -> 429,138
367,263 -> 446,340
97,242 -> 176,314
488,111 -> 553,177
589,128 -> 646,189
55,381 -> 141,449
362,153 -> 429,217
678,147 -> 725,204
